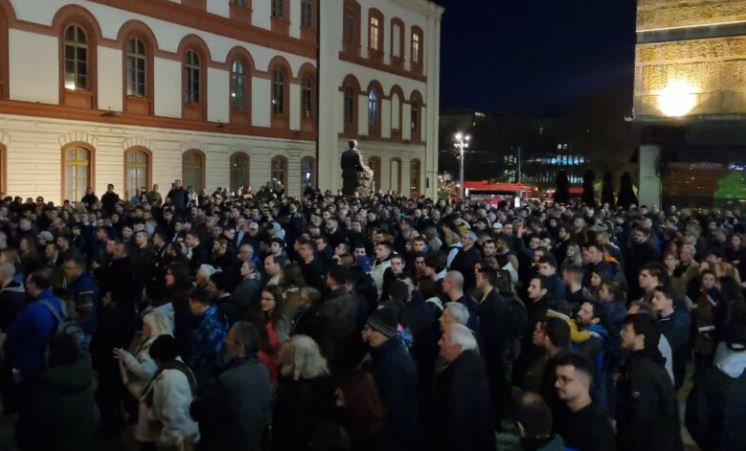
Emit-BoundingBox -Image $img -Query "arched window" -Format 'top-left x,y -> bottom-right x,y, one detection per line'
410,158 -> 421,198
126,37 -> 146,97
341,75 -> 360,136
57,7 -> 98,108
299,66 -> 316,131
390,86 -> 403,138
231,60 -> 246,111
411,27 -> 424,73
368,88 -> 380,136
182,149 -> 205,191
124,147 -> 151,199
344,87 -> 355,127
271,155 -> 288,188
390,18 -> 404,68
180,37 -> 209,121
301,156 -> 316,189
270,59 -> 290,128
120,22 -> 156,114
230,152 -> 250,192
368,9 -> 384,61
185,50 -> 200,104
64,25 -> 88,91
342,0 -> 361,55
272,69 -> 285,115
302,75 -> 313,119
62,144 -> 94,202
410,91 -> 423,142
368,156 -> 381,192
390,158 -> 401,194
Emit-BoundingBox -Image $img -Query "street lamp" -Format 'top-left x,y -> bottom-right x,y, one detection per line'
453,132 -> 470,199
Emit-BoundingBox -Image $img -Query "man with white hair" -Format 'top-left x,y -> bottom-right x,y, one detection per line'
442,270 -> 480,334
433,323 -> 495,450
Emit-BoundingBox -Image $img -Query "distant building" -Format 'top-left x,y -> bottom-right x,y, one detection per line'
634,0 -> 746,206
0,0 -> 442,202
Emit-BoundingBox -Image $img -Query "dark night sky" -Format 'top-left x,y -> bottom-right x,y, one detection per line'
434,0 -> 638,114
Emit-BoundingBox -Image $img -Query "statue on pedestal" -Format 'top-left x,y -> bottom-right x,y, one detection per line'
341,140 -> 374,197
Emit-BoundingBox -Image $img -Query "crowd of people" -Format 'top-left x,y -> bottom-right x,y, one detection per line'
0,179 -> 744,451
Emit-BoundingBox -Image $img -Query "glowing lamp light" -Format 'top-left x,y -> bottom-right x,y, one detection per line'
658,81 -> 697,117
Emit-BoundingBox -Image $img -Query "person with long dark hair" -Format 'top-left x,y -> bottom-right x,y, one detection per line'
247,286 -> 288,386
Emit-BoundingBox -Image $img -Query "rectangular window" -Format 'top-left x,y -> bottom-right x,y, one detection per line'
302,85 -> 312,118
370,17 -> 380,51
392,26 -> 401,57
343,8 -> 355,44
412,33 -> 421,64
272,0 -> 284,19
301,0 -> 313,27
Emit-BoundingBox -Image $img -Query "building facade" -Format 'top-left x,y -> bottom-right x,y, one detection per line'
634,0 -> 746,206
0,0 -> 442,203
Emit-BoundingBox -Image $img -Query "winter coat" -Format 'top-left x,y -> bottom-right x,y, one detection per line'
4,290 -> 62,379
0,279 -> 26,330
368,335 -> 419,451
145,364 -> 200,448
17,354 -> 96,451
432,349 -> 496,451
60,272 -> 97,334
371,258 -> 391,301
188,305 -> 228,387
659,308 -> 691,389
271,375 -> 337,451
191,357 -> 272,451
616,350 -> 683,451
477,288 -> 512,422
686,343 -> 746,451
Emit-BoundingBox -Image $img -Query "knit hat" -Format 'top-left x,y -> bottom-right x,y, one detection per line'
366,308 -> 398,339
38,230 -> 54,243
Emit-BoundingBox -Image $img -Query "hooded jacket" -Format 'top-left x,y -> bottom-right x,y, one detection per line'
686,342 -> 746,451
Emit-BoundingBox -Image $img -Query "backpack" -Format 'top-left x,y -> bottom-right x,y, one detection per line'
502,293 -> 528,364
39,299 -> 90,354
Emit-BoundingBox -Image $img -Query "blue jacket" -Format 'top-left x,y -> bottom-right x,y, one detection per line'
5,290 -> 62,379
189,305 -> 229,386
61,272 -> 97,334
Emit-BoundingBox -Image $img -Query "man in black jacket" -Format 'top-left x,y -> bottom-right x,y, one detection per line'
451,231 -> 481,292
475,266 -> 511,429
433,323 -> 496,451
191,321 -> 272,451
554,352 -> 615,451
363,307 -> 419,451
624,226 -> 661,301
617,314 -> 683,451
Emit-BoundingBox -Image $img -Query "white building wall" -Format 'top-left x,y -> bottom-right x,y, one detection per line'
252,0 -> 272,30
207,67 -> 230,123
289,83 -> 301,131
154,58 -> 182,118
0,114 -> 313,201
206,0 -> 230,18
98,46 -> 124,112
8,30 -> 58,104
381,99 -> 392,138
252,78 -> 271,127
289,0 -> 301,39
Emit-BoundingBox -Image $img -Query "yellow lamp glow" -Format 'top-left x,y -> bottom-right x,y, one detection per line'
658,81 -> 697,117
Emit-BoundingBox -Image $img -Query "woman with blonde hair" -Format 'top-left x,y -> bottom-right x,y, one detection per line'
271,335 -> 336,451
114,307 -> 174,450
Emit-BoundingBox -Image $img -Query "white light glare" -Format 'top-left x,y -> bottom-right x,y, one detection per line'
658,81 -> 697,117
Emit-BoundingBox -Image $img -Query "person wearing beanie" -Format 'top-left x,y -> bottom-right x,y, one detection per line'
686,310 -> 746,451
362,307 -> 419,451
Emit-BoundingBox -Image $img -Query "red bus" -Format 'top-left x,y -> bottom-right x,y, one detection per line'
462,181 -> 538,207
